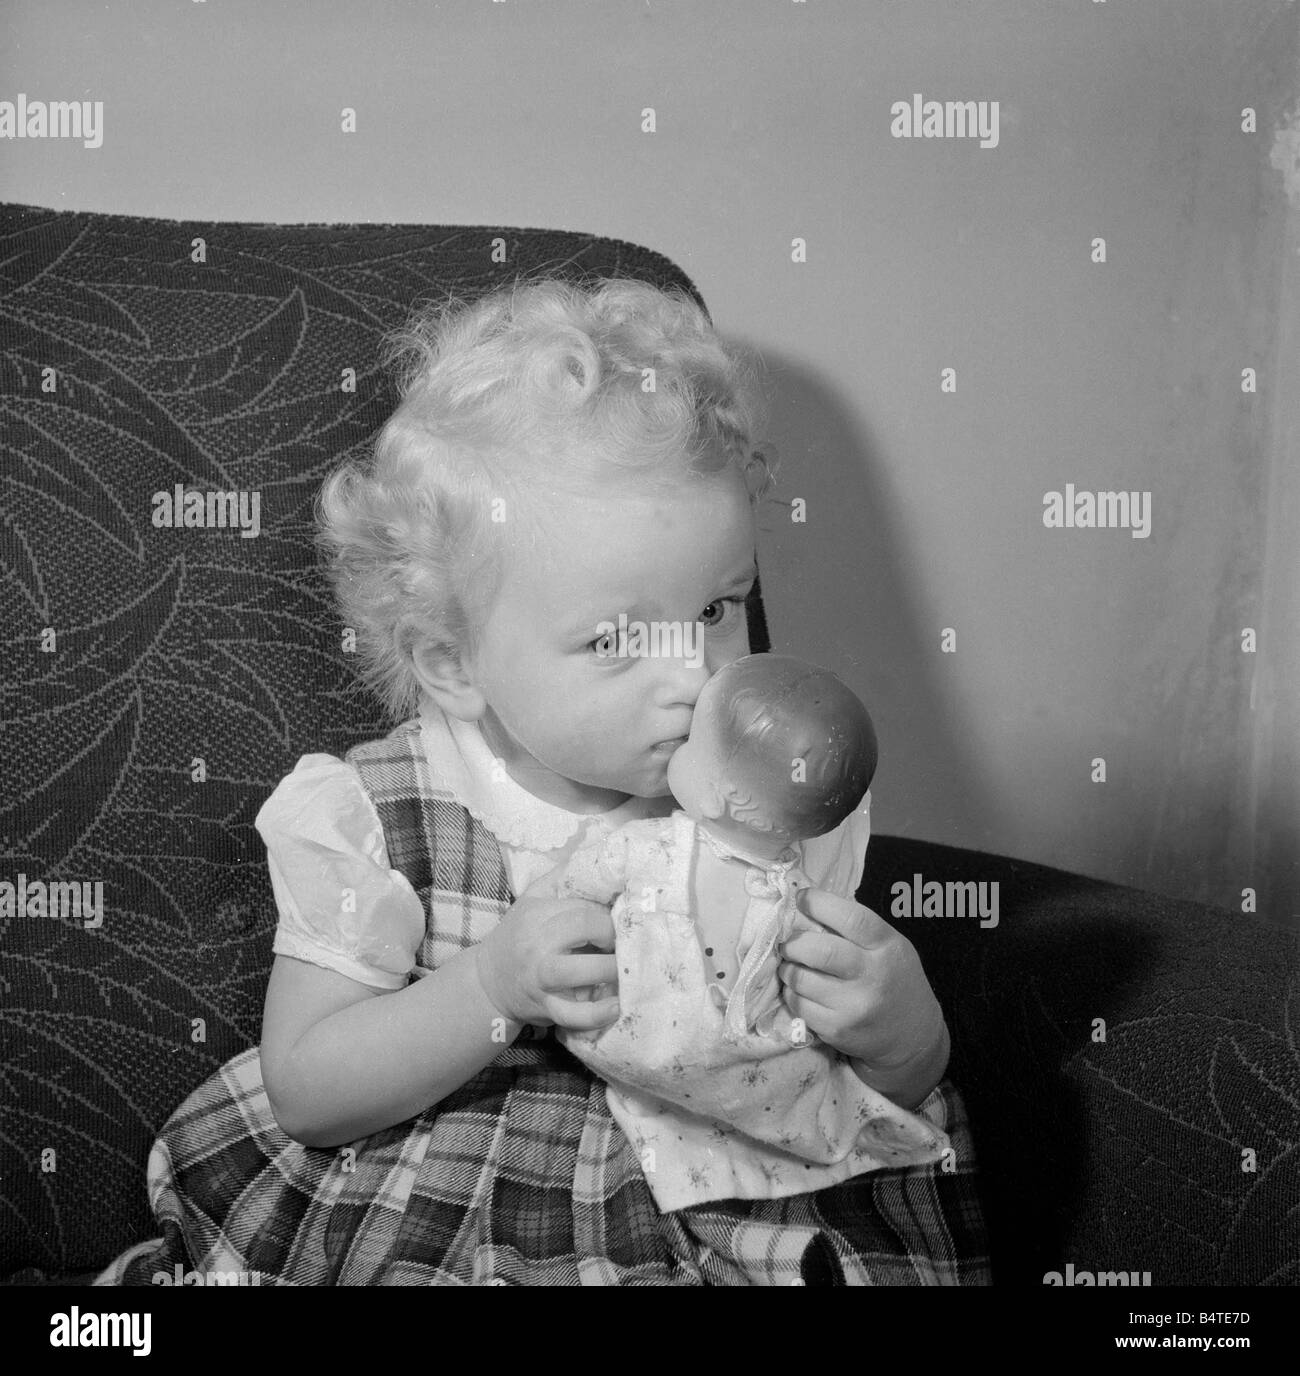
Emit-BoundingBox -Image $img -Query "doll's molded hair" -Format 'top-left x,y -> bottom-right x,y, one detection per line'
705,655 -> 878,841
317,276 -> 777,720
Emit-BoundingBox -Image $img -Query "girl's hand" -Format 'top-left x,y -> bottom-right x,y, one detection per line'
474,871 -> 620,1031
778,887 -> 948,1098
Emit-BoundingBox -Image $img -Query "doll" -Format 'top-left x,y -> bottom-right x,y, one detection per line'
555,654 -> 950,1211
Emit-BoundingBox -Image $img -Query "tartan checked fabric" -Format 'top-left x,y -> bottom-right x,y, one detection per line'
95,719 -> 991,1285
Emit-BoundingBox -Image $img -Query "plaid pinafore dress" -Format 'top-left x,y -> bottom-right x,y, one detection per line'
96,720 -> 991,1286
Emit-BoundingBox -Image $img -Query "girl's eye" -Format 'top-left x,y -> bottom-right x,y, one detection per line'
700,596 -> 746,628
590,631 -> 618,657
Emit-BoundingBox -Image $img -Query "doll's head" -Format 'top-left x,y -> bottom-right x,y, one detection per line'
666,653 -> 877,856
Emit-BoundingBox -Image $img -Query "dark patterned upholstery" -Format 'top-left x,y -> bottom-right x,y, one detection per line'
863,838 -> 1299,1286
1,204 -> 1295,1284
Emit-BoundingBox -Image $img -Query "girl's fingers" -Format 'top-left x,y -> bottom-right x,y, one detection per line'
779,961 -> 854,1010
541,952 -> 619,993
780,928 -> 861,978
781,989 -> 836,1033
794,887 -> 890,950
546,994 -> 621,1032
557,903 -> 616,951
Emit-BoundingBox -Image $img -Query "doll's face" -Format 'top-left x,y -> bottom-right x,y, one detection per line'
667,655 -> 876,852
666,679 -> 804,852
664,695 -> 724,823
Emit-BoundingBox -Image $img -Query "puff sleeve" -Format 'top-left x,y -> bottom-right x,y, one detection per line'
255,754 -> 427,990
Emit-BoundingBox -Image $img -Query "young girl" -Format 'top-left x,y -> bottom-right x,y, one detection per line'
97,277 -> 989,1286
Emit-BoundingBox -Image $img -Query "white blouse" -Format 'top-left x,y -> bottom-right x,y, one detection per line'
255,696 -> 873,990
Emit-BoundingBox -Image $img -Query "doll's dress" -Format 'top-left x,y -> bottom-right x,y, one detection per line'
557,811 -> 950,1212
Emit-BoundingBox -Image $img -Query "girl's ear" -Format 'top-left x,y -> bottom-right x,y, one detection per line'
410,639 -> 487,722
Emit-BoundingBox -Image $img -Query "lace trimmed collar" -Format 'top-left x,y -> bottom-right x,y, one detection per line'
416,697 -> 666,851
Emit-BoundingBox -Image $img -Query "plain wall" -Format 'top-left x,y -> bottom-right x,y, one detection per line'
3,0 -> 1297,925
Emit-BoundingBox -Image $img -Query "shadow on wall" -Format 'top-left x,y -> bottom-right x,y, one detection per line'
750,345 -> 1008,857
756,346 -> 1291,923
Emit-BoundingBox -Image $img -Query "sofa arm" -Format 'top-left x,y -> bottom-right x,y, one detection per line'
860,834 -> 1300,1287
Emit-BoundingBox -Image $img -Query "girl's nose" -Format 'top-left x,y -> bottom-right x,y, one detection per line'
658,634 -> 713,704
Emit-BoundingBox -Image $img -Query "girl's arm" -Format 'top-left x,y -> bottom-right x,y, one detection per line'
260,944 -> 515,1149
261,874 -> 621,1149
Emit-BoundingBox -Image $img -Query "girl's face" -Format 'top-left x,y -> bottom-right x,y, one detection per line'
459,465 -> 758,811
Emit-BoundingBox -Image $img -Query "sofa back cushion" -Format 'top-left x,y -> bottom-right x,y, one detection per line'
0,205 -> 747,1275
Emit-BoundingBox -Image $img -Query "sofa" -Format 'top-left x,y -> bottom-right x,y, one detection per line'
1,202 -> 1296,1286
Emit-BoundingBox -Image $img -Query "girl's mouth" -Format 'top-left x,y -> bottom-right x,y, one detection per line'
652,737 -> 687,754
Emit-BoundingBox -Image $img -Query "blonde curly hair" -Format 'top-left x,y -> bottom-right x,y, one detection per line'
318,275 -> 776,720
